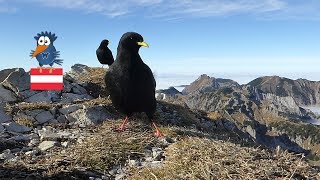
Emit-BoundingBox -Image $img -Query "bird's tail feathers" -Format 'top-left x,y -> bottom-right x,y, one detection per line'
54,59 -> 63,66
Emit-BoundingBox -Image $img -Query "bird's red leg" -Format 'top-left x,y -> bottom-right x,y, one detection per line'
153,122 -> 165,137
37,67 -> 43,73
49,67 -> 54,74
115,116 -> 129,131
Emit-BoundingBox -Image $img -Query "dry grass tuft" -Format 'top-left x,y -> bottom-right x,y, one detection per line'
77,67 -> 107,85
2,119 -> 161,179
5,102 -> 53,115
130,137 -> 320,179
207,111 -> 223,120
15,117 -> 34,127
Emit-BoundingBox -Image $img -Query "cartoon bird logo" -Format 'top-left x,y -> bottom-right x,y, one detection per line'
30,31 -> 63,73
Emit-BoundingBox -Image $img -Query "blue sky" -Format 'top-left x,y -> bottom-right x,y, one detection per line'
0,0 -> 319,89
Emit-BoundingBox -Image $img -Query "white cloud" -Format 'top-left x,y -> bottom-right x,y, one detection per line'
1,0 -> 320,20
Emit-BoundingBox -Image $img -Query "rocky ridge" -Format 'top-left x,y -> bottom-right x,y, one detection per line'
0,66 -> 319,179
158,74 -> 320,158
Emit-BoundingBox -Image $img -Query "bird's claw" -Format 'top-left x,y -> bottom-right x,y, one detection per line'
155,130 -> 165,137
113,126 -> 127,132
37,67 -> 43,73
49,67 -> 54,74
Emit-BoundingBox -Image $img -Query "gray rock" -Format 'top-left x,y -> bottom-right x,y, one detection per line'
38,141 -> 58,151
0,150 -> 15,160
0,103 -> 12,123
25,91 -> 60,103
48,119 -> 59,124
146,161 -> 163,168
3,122 -> 32,133
10,134 -> 32,142
0,125 -> 4,132
152,148 -> 164,161
57,115 -> 68,123
35,111 -> 54,124
63,80 -> 73,93
28,139 -> 40,147
0,68 -> 30,93
10,148 -> 21,153
61,93 -> 93,103
128,159 -> 141,167
159,137 -> 175,146
61,141 -> 70,148
67,106 -> 113,127
38,128 -> 72,141
245,125 -> 256,139
25,149 -> 39,156
66,64 -> 90,81
18,90 -> 39,100
59,104 -> 81,115
0,85 -> 16,102
71,83 -> 87,95
25,109 -> 45,118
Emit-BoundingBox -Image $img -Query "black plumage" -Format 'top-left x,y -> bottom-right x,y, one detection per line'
96,39 -> 114,66
103,32 -> 164,137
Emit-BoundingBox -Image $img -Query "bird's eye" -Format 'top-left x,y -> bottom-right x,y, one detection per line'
130,37 -> 133,40
44,36 -> 51,46
38,36 -> 45,45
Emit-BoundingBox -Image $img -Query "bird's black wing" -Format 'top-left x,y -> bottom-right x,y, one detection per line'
96,47 -> 114,66
132,62 -> 156,119
104,65 -> 124,111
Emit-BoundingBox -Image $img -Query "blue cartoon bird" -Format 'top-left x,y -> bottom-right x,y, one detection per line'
30,31 -> 63,73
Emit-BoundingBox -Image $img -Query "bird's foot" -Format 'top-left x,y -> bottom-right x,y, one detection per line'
113,117 -> 129,132
49,67 -> 54,74
114,126 -> 127,132
37,67 -> 43,73
153,122 -> 165,137
155,129 -> 165,137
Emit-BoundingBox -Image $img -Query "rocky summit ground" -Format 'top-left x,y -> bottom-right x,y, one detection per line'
0,64 -> 319,179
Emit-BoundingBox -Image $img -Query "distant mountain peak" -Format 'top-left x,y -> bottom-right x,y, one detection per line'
182,74 -> 240,95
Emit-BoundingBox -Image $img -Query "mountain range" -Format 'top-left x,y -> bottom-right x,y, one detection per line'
157,74 -> 320,156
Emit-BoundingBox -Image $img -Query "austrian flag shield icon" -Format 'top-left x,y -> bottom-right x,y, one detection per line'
30,68 -> 63,90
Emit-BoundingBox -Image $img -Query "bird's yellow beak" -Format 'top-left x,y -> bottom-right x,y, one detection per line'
137,41 -> 149,48
32,45 -> 48,58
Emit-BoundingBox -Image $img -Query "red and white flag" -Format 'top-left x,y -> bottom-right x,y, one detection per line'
30,68 -> 63,90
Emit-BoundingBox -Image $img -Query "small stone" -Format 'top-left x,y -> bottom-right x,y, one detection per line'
21,147 -> 33,152
149,161 -> 163,168
28,139 -> 40,147
57,115 -> 68,123
159,137 -> 175,146
10,148 -> 21,153
0,150 -> 15,160
10,156 -> 21,162
0,85 -> 17,102
35,111 -> 54,124
115,173 -> 125,180
71,83 -> 87,95
61,141 -> 70,148
0,103 -> 12,123
25,91 -> 59,103
38,141 -> 58,151
128,159 -> 141,167
59,104 -> 81,115
152,147 -> 164,161
3,122 -> 32,133
11,134 -> 32,142
25,149 -> 39,156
